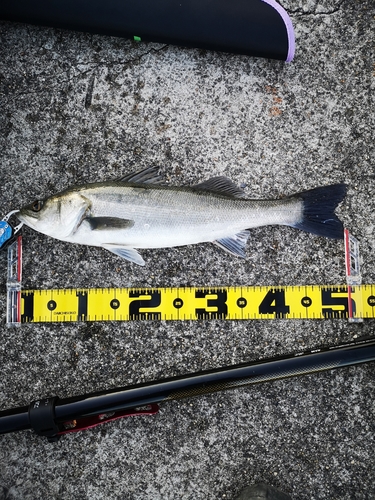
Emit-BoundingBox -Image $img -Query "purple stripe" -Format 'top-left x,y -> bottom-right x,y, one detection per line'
261,0 -> 295,62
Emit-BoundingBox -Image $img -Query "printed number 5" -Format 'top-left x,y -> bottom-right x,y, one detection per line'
321,288 -> 353,319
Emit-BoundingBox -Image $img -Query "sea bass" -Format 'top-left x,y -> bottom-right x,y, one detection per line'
17,167 -> 346,266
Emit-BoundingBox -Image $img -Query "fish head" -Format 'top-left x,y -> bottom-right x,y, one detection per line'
17,191 -> 90,239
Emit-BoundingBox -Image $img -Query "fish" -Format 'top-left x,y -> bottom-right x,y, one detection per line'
17,167 -> 347,266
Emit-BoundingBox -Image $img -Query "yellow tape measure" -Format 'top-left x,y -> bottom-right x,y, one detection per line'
6,231 -> 373,324
19,285 -> 375,323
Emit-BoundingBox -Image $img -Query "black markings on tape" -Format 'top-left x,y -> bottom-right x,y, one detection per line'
110,299 -> 120,310
173,298 -> 183,309
301,296 -> 312,308
195,289 -> 228,319
21,292 -> 34,322
77,291 -> 88,321
47,300 -> 57,311
237,297 -> 247,308
129,290 -> 162,320
259,289 -> 290,318
321,287 -> 350,319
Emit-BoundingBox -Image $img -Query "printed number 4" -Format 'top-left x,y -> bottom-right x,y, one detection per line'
259,290 -> 290,318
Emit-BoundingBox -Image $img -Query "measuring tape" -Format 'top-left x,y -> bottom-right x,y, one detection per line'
16,284 -> 375,323
5,229 -> 373,324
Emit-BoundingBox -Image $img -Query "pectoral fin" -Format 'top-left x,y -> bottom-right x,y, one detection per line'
102,244 -> 145,266
88,217 -> 134,231
213,230 -> 250,258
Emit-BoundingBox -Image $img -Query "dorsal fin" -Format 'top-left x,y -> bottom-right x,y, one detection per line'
119,166 -> 164,185
193,176 -> 247,199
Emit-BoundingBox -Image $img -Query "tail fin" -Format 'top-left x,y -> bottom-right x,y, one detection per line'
292,184 -> 347,239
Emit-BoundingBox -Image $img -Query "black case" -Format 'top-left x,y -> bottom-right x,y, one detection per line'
0,0 -> 295,61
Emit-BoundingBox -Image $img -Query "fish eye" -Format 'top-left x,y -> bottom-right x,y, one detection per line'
31,200 -> 44,212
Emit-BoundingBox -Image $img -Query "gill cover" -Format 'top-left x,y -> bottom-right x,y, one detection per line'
19,192 -> 90,239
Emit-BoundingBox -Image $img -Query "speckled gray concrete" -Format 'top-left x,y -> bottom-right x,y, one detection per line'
0,1 -> 374,499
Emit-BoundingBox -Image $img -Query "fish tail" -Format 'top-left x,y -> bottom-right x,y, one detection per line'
292,184 -> 347,239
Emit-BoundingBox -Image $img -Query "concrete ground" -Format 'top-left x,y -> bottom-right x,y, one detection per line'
0,0 -> 374,498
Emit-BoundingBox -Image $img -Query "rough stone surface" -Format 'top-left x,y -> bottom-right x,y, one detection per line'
0,1 -> 374,499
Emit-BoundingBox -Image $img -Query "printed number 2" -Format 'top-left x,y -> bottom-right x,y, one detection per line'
259,289 -> 290,318
129,290 -> 162,320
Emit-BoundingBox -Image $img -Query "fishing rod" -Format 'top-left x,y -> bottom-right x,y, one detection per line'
1,335 -> 375,441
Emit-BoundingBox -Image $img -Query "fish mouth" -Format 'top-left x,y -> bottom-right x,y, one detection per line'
16,209 -> 39,226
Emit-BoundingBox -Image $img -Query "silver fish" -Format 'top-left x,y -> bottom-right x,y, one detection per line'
17,167 -> 346,266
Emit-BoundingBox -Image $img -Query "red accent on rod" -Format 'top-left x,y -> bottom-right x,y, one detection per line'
58,404 -> 159,435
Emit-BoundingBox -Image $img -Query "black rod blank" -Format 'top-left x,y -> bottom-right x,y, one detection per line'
0,336 -> 374,439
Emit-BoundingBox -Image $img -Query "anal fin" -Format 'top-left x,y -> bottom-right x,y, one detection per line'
213,230 -> 250,258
